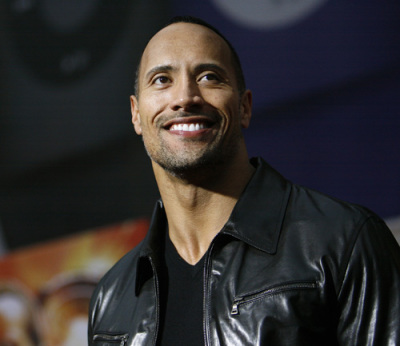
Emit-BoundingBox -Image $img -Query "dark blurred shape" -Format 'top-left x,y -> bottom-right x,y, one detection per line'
0,0 -> 168,249
4,0 -> 133,83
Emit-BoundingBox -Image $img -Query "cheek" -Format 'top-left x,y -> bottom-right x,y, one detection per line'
205,92 -> 239,114
204,90 -> 231,105
222,98 -> 242,125
141,96 -> 169,123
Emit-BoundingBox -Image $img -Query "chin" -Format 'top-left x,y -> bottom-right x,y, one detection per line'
158,150 -> 234,179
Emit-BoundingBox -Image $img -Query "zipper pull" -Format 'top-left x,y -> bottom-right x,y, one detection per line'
231,297 -> 243,315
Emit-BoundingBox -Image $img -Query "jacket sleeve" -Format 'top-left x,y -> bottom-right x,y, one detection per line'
336,215 -> 400,345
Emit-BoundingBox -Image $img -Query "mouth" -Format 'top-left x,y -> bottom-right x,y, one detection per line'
162,115 -> 216,134
169,123 -> 207,132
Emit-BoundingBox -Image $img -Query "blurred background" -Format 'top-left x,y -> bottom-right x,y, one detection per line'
1,0 -> 399,251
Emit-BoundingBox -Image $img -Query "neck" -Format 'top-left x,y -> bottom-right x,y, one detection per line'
153,152 -> 254,265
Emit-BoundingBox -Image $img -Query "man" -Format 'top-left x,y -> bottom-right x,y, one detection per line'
88,16 -> 400,345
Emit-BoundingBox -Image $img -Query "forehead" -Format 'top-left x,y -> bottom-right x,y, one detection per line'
139,23 -> 233,77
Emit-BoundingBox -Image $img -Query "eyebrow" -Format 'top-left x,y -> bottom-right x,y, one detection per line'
144,65 -> 175,81
193,63 -> 229,79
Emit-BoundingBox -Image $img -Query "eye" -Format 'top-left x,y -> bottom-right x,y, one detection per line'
199,73 -> 221,82
153,75 -> 170,85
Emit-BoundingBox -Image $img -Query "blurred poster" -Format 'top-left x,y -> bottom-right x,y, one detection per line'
0,219 -> 148,345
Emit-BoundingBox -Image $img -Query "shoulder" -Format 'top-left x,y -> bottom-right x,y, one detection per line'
281,182 -> 395,266
288,182 -> 378,231
90,241 -> 143,306
88,238 -> 160,340
252,157 -> 379,233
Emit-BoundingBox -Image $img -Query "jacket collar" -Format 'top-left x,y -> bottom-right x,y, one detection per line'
135,157 -> 292,293
222,157 -> 291,254
135,199 -> 166,295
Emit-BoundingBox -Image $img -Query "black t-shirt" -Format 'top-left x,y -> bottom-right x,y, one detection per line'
158,232 -> 205,346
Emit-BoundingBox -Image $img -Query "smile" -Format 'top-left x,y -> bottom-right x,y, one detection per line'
169,123 -> 207,132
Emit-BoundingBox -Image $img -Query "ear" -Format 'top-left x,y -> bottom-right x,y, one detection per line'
240,89 -> 252,129
130,95 -> 142,135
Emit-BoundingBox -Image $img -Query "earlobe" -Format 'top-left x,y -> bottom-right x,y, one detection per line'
130,95 -> 142,135
240,90 -> 252,129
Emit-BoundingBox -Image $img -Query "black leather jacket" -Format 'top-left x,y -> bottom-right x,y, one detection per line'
89,158 -> 400,345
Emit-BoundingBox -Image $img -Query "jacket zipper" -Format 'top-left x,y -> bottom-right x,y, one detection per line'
93,333 -> 129,345
231,281 -> 319,315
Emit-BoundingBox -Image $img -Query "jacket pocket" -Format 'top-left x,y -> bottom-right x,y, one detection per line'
93,333 -> 129,346
231,281 -> 319,315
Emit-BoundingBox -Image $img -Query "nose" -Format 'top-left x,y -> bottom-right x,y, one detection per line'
169,77 -> 204,111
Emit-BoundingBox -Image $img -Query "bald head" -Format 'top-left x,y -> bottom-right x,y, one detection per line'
133,16 -> 246,98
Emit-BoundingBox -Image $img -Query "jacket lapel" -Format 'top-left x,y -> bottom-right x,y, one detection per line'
223,157 -> 292,255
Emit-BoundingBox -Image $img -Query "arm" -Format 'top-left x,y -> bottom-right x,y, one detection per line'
337,216 -> 400,345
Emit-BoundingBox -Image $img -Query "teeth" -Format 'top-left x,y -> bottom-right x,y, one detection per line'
170,123 -> 206,132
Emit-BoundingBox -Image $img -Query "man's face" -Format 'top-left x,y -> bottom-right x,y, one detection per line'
131,22 -> 251,177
